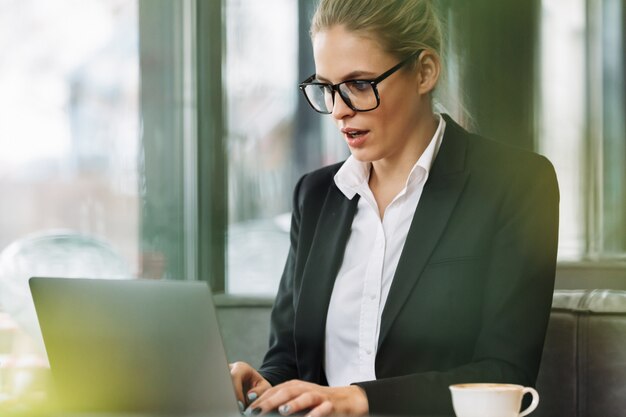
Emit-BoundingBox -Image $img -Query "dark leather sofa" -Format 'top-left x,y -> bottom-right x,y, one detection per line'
535,289 -> 626,417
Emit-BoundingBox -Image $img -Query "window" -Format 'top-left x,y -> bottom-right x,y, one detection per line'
224,0 -> 347,295
589,0 -> 626,259
538,0 -> 587,259
0,1 -> 140,273
224,0 -> 298,296
539,0 -> 626,261
0,0 -> 199,401
0,0 -> 141,401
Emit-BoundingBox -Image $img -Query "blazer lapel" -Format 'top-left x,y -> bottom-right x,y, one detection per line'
378,117 -> 470,349
294,183 -> 359,382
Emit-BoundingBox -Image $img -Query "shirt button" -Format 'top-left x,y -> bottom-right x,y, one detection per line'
366,349 -> 372,355
370,294 -> 376,300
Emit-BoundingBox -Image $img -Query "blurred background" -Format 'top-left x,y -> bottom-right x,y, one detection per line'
0,0 -> 624,408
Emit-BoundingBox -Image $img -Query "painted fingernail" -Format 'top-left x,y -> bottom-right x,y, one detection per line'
247,392 -> 258,402
238,401 -> 245,412
252,407 -> 263,415
279,404 -> 291,415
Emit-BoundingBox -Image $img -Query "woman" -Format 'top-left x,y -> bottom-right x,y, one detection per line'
230,0 -> 559,416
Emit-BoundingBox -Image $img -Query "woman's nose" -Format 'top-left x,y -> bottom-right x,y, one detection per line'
331,92 -> 355,120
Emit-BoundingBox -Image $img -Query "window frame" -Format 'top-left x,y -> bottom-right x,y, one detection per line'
138,0 -> 227,290
196,0 -> 228,292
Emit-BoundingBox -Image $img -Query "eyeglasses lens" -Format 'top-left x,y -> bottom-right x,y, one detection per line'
340,81 -> 377,111
303,82 -> 377,113
302,85 -> 330,113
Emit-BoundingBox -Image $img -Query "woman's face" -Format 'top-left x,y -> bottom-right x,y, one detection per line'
312,25 -> 432,164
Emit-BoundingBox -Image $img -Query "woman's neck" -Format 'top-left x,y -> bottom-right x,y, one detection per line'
370,112 -> 438,186
368,112 -> 438,218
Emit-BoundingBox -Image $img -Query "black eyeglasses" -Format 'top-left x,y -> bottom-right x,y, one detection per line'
298,49 -> 423,114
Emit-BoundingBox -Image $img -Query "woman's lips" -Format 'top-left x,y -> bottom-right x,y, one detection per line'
341,128 -> 369,148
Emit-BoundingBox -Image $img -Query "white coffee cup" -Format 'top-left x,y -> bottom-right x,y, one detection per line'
449,383 -> 539,417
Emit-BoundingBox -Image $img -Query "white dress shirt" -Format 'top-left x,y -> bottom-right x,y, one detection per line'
323,115 -> 446,386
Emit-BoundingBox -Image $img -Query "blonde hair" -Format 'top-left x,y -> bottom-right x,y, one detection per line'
311,0 -> 443,66
310,0 -> 474,128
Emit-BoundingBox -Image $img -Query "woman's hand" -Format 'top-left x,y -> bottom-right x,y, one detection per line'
248,379 -> 369,417
229,361 -> 272,410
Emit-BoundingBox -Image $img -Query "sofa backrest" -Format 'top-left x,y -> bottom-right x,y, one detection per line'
535,289 -> 626,417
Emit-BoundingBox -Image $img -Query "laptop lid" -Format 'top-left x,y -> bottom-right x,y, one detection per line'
29,277 -> 240,415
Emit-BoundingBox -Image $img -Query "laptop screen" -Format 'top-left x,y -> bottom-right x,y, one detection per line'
30,277 -> 240,415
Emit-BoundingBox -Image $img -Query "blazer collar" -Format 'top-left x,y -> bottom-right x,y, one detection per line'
429,114 -> 468,180
378,115 -> 470,348
294,182 -> 359,383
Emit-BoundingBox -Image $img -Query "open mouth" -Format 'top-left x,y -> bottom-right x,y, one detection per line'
342,128 -> 368,138
347,130 -> 366,138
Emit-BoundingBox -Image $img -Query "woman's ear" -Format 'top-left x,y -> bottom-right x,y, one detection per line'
415,50 -> 441,95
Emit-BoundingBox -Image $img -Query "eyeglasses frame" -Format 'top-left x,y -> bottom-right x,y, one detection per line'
298,49 -> 424,114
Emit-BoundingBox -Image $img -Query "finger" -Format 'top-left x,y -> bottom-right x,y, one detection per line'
306,400 -> 333,417
247,379 -> 271,405
231,362 -> 267,404
250,381 -> 311,414
229,363 -> 247,408
278,391 -> 322,415
247,390 -> 258,403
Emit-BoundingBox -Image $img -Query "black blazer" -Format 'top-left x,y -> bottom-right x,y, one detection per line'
259,115 -> 559,416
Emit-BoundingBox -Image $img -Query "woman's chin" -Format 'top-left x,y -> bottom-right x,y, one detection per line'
348,148 -> 378,163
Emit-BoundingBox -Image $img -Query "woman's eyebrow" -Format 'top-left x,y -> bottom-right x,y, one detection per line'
314,74 -> 331,83
315,70 -> 378,83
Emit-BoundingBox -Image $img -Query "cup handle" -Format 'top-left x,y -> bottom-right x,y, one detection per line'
519,387 -> 540,417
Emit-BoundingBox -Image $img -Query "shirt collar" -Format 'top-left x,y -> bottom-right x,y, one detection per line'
334,113 -> 446,200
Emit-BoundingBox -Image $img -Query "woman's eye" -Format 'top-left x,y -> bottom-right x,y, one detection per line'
354,82 -> 370,91
346,81 -> 371,93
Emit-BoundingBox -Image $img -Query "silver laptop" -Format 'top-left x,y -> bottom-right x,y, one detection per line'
29,277 -> 241,415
